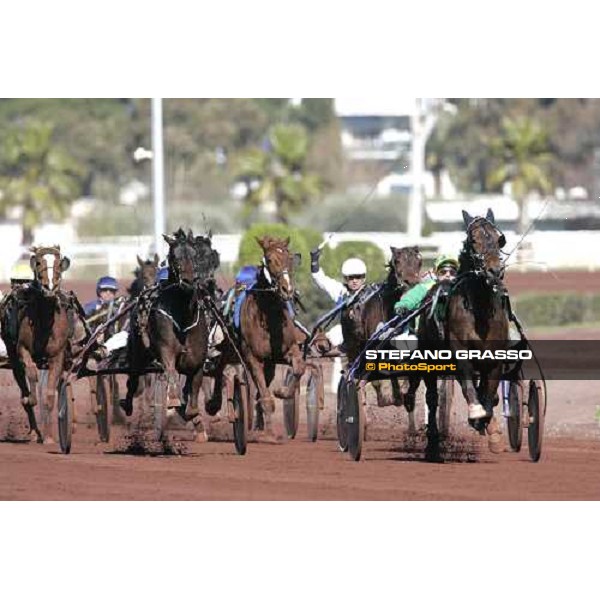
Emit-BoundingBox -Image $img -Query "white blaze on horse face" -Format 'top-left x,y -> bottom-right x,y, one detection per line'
43,253 -> 58,288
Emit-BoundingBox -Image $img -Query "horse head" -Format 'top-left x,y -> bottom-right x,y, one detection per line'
256,236 -> 298,302
389,246 -> 423,290
461,209 -> 506,284
137,254 -> 160,289
29,245 -> 71,293
163,229 -> 219,288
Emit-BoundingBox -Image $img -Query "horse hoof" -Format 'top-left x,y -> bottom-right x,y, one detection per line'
205,399 -> 222,417
194,430 -> 209,444
43,437 -> 56,446
167,398 -> 182,410
119,400 -> 133,417
488,432 -> 504,454
468,404 -> 487,421
254,431 -> 282,445
260,399 -> 276,414
272,387 -> 290,400
185,405 -> 200,420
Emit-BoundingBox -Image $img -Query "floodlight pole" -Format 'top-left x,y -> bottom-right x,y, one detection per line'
408,99 -> 439,240
152,97 -> 166,254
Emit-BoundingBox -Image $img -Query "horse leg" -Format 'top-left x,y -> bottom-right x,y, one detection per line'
278,346 -> 306,401
245,353 -> 276,436
121,374 -> 140,417
482,372 -> 504,454
17,347 -> 44,443
206,366 -> 224,416
371,380 -> 393,407
89,376 -> 98,418
187,370 -> 208,443
405,375 -> 420,436
161,357 -> 182,411
44,352 -> 66,444
12,354 -> 43,444
456,365 -> 486,423
424,374 -> 441,462
183,370 -> 202,421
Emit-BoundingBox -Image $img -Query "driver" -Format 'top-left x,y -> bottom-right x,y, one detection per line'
310,246 -> 368,348
393,255 -> 459,325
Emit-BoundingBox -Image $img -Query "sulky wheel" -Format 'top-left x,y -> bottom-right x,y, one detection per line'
507,381 -> 524,453
232,374 -> 249,456
346,379 -> 365,462
437,378 -> 455,437
283,369 -> 300,440
306,372 -> 320,443
36,370 -> 50,432
95,375 -> 111,443
58,381 -> 73,455
336,379 -> 349,452
527,380 -> 546,463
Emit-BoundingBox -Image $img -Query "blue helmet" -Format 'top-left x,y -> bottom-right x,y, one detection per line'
156,266 -> 169,282
236,265 -> 259,287
97,276 -> 118,296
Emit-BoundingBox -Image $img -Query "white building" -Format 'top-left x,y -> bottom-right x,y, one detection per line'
335,97 -> 415,163
335,97 -> 457,200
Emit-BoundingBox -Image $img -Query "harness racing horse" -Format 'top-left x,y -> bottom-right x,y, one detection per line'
122,230 -> 219,434
238,236 -> 305,438
0,246 -> 87,443
128,254 -> 160,298
448,209 -> 509,453
342,246 -> 422,413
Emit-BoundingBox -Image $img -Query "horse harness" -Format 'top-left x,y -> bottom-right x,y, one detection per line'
135,281 -> 212,347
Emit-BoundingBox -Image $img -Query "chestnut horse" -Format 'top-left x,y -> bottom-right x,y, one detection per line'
238,236 -> 305,436
0,246 -> 87,443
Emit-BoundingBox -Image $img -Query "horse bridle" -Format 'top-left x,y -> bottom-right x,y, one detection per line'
169,243 -> 216,292
465,217 -> 507,283
388,250 -> 422,293
31,247 -> 64,293
261,254 -> 294,301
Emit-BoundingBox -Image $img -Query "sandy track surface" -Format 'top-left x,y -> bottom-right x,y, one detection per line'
1,365 -> 598,500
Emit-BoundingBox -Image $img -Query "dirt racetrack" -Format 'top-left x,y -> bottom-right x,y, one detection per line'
1,328 -> 599,501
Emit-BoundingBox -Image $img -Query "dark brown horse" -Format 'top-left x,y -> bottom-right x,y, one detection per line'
122,230 -> 219,435
128,254 -> 160,298
341,246 -> 423,412
237,236 -> 305,436
447,209 -> 509,452
0,246 -> 87,443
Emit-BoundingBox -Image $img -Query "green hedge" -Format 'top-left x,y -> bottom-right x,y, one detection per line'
514,293 -> 600,327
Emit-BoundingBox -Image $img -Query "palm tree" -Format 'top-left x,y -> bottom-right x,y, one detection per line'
0,121 -> 83,245
234,123 -> 321,224
488,116 -> 554,236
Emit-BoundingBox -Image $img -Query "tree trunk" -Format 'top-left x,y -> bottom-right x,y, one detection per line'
275,191 -> 288,225
515,195 -> 533,268
517,196 -> 529,236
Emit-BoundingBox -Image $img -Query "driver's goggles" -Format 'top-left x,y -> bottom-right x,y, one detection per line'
346,275 -> 366,281
438,268 -> 457,276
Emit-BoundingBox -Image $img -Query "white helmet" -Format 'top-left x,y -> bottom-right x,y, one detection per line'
341,258 -> 367,278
